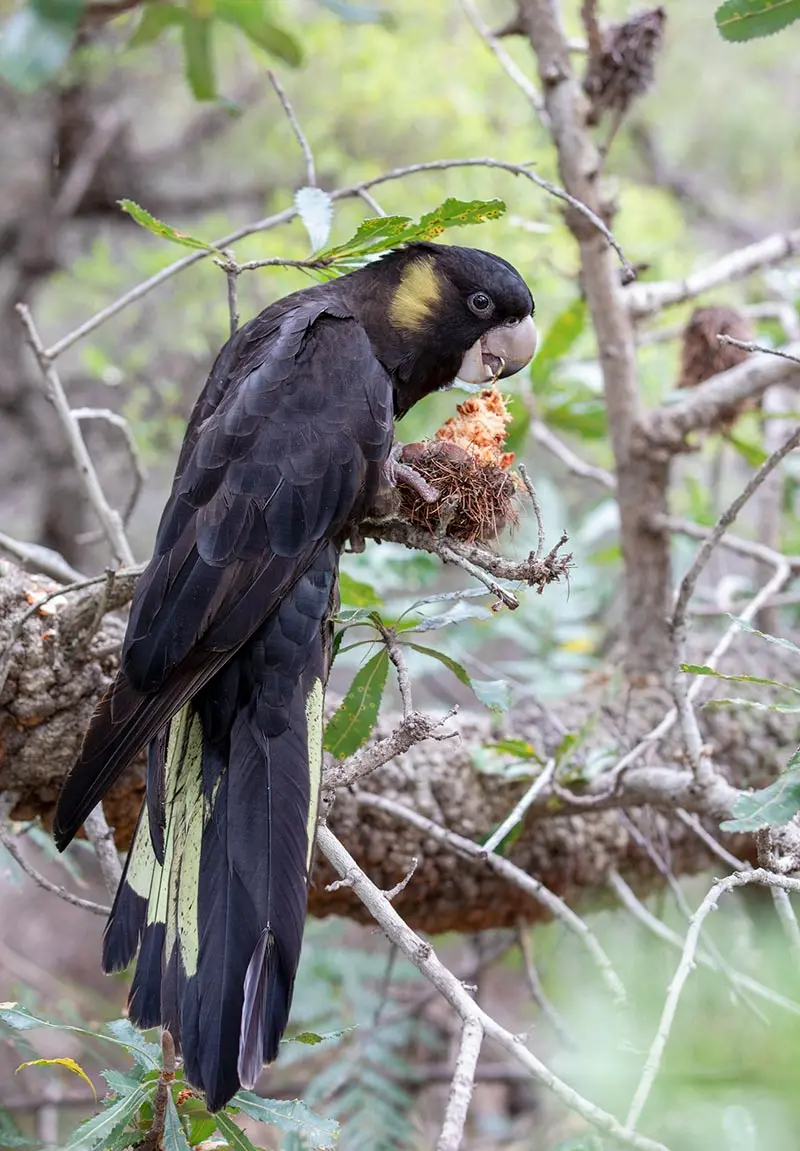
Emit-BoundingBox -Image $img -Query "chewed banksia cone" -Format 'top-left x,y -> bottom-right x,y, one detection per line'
396,385 -> 520,544
677,305 -> 757,431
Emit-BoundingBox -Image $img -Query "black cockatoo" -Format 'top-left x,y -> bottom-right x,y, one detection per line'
54,241 -> 536,1110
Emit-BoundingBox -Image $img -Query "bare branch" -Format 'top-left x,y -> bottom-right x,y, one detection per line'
323,710 -> 457,793
357,790 -> 626,1002
529,419 -> 616,489
267,70 -> 316,188
71,407 -> 145,528
16,305 -> 135,567
626,870 -> 800,1132
0,532 -> 84,584
318,825 -> 668,1151
482,759 -> 555,853
461,0 -> 547,123
624,229 -> 800,319
718,333 -> 800,367
642,345 -> 800,448
83,806 -> 123,896
436,1017 -> 484,1151
0,795 -> 110,916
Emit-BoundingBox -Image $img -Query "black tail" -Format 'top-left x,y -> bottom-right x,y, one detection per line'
100,556 -> 335,1111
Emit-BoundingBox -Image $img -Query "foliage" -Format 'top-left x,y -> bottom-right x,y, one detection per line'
0,1005 -> 338,1150
0,0 -> 301,99
715,0 -> 800,41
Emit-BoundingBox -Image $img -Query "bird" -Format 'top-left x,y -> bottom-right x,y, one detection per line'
53,241 -> 536,1111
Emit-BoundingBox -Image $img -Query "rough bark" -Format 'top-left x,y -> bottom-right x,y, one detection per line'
1,560 -> 791,935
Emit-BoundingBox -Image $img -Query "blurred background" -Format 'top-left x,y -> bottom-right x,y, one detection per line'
1,1 -> 800,1148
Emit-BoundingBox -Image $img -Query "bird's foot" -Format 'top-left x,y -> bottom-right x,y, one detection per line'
383,442 -> 440,504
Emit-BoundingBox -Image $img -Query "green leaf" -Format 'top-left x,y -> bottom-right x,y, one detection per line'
216,0 -> 303,65
105,1019 -> 162,1069
491,737 -> 539,759
215,1112 -> 260,1151
472,678 -> 513,713
727,429 -> 768,466
232,1090 -> 339,1147
0,0 -> 84,92
338,571 -> 383,608
0,1104 -> 32,1148
320,198 -> 506,264
722,746 -> 800,831
406,643 -> 471,687
530,299 -> 587,382
63,1083 -> 152,1151
540,393 -> 607,440
681,663 -> 800,695
119,199 -> 224,255
716,0 -> 800,41
295,187 -> 334,254
0,1007 -> 160,1070
182,13 -> 216,100
728,616 -> 800,659
324,648 -> 389,758
128,2 -> 186,49
163,1095 -> 191,1151
101,1069 -> 145,1097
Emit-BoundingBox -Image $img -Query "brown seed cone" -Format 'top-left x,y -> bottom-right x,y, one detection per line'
584,6 -> 667,126
677,305 -> 757,431
397,441 -> 518,544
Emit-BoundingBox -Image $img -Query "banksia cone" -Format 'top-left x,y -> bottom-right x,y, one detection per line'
396,386 -> 519,544
584,6 -> 667,126
677,305 -> 757,430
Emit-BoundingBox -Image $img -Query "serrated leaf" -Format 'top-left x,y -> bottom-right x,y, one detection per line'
63,1083 -> 151,1151
722,747 -> 800,831
0,0 -> 84,92
530,299 -> 587,382
681,663 -> 800,695
216,0 -> 302,64
163,1094 -> 191,1151
232,1091 -> 338,1147
182,13 -> 216,100
320,198 -> 506,263
105,1019 -> 162,1068
0,1007 -> 158,1068
294,187 -> 334,254
128,1 -> 186,49
716,0 -> 800,41
728,616 -> 800,658
704,696 -> 800,713
324,648 -> 388,758
17,1056 -> 96,1099
337,571 -> 383,608
214,1112 -> 259,1151
119,200 -> 224,255
102,1068 -> 145,1097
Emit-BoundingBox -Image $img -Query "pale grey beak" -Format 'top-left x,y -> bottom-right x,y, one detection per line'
457,313 -> 538,384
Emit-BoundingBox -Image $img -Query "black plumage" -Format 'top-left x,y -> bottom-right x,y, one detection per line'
54,242 -> 535,1111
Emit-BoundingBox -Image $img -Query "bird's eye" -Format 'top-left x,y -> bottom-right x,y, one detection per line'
468,292 -> 493,315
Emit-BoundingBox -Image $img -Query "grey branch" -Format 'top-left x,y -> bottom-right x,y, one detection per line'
624,229 -> 800,319
436,1017 -> 484,1151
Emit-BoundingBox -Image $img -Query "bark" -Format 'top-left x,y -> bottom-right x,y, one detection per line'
1,560 -> 791,935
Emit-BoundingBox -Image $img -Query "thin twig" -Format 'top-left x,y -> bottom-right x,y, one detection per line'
44,156 -> 633,360
376,622 -> 414,718
516,464 -> 546,560
717,333 -> 800,367
140,1031 -> 176,1151
221,248 -> 240,337
357,188 -> 387,216
267,70 -> 316,187
0,798 -> 110,917
0,533 -> 85,584
324,709 -> 457,793
16,305 -> 135,567
357,791 -> 626,1003
516,924 -> 575,1044
318,826 -> 667,1151
384,857 -> 419,902
530,419 -> 616,489
439,543 -> 519,610
436,1017 -> 484,1151
607,869 -> 800,1017
71,408 -> 145,528
83,806 -> 122,896
482,759 -> 555,853
461,0 -> 548,124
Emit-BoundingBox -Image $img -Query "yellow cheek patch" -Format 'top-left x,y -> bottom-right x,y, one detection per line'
388,257 -> 443,331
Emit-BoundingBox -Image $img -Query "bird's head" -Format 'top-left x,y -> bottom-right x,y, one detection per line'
345,242 -> 537,416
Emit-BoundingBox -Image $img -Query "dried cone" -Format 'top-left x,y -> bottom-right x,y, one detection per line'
396,385 -> 519,544
677,305 -> 757,430
584,6 -> 667,126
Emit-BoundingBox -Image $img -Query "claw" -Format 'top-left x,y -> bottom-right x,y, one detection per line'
383,442 -> 440,503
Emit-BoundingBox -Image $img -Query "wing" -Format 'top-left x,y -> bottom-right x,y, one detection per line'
54,305 -> 393,849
